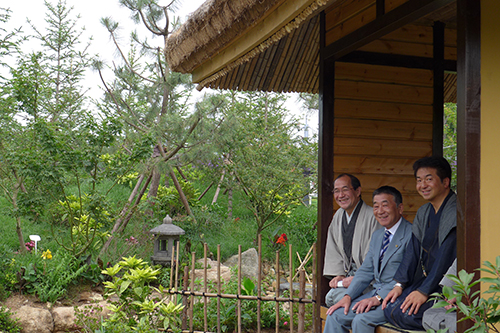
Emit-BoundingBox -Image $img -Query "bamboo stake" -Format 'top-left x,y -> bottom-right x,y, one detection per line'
237,245 -> 242,333
170,245 -> 175,303
204,243 -> 208,333
312,243 -> 317,333
182,265 -> 189,330
217,244 -> 221,333
292,244 -> 314,281
162,290 -> 314,302
175,241 -> 180,293
275,250 -> 280,333
257,234 -> 262,333
298,270 -> 306,333
190,252 -> 195,332
289,243 -> 294,333
295,252 -> 312,284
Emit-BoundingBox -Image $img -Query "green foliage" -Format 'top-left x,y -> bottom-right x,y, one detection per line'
198,91 -> 317,238
73,301 -> 106,333
191,273 -> 290,332
430,255 -> 500,333
443,103 -> 457,190
101,256 -> 184,332
0,306 -> 21,333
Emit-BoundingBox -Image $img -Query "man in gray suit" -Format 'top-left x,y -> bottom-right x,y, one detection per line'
323,186 -> 413,333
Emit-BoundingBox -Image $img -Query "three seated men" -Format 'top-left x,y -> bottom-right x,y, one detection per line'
323,156 -> 457,332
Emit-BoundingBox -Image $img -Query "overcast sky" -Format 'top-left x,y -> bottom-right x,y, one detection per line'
5,0 -> 316,134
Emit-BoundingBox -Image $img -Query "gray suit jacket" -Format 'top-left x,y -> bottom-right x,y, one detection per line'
345,218 -> 413,300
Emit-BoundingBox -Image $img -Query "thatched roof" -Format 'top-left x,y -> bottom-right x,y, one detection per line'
165,0 -> 331,92
166,0 -> 287,74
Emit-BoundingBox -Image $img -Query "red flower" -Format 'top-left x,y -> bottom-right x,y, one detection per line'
276,233 -> 288,246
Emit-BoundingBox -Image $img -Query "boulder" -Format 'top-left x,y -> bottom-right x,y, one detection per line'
224,248 -> 259,280
194,258 -> 232,282
14,305 -> 53,333
52,307 -> 76,333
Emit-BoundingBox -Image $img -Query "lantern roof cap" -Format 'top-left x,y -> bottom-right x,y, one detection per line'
149,215 -> 185,236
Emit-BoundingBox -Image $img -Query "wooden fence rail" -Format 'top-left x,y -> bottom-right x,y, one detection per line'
163,235 -> 317,333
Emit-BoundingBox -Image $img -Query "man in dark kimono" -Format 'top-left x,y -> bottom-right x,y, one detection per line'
381,156 -> 456,330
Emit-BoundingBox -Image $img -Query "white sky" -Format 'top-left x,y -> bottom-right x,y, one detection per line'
5,0 -> 317,135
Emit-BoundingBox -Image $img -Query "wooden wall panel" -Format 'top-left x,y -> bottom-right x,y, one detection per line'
335,62 -> 433,86
334,99 -> 433,122
332,60 -> 433,217
334,118 -> 433,140
335,80 -> 434,104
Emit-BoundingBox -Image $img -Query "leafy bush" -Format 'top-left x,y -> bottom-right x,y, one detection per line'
430,255 -> 500,333
101,256 -> 184,332
0,306 -> 21,333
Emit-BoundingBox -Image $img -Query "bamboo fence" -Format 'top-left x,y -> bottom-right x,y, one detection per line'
164,235 -> 317,333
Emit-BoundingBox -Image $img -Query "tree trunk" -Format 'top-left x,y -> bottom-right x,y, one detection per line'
148,168 -> 161,199
212,170 -> 225,204
169,168 -> 193,218
227,187 -> 233,219
197,182 -> 214,201
99,172 -> 151,256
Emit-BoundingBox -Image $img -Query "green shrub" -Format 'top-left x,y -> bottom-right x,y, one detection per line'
0,306 -> 21,333
101,256 -> 184,332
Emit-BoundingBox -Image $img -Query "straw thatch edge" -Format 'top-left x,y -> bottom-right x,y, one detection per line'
166,0 -> 286,73
195,0 -> 329,91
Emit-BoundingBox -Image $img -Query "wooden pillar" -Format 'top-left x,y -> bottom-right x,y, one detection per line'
456,0 -> 481,331
433,21 -> 445,156
316,10 -> 335,333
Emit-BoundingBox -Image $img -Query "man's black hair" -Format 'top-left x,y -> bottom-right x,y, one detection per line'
372,186 -> 403,206
334,173 -> 361,190
412,156 -> 452,182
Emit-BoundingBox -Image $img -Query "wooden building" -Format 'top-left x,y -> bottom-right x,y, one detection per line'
166,0 -> 496,331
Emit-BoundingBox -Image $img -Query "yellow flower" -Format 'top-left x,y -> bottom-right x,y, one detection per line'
42,249 -> 52,260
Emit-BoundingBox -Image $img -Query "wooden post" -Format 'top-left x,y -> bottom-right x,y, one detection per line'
298,270 -> 306,333
190,252 -> 195,332
217,245 -> 221,333
204,243 -> 208,332
312,243 -> 317,333
182,265 -> 189,330
289,244 -> 294,333
275,251 -> 280,333
238,245 -> 242,333
258,234 -> 262,333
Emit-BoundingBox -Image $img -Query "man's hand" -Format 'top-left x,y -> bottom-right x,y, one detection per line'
400,290 -> 428,315
382,286 -> 403,309
341,276 -> 354,288
329,275 -> 346,288
326,294 -> 352,316
444,297 -> 457,311
352,296 -> 381,314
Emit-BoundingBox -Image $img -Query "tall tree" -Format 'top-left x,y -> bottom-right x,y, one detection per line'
28,0 -> 93,125
96,0 -> 219,254
201,91 -> 317,238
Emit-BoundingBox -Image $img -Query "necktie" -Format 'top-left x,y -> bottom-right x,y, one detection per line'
379,230 -> 391,268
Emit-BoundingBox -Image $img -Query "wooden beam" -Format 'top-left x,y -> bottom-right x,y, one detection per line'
432,21 -> 445,156
376,0 -> 385,17
316,11 -> 335,333
337,51 -> 457,71
322,0 -> 456,61
456,0 -> 480,331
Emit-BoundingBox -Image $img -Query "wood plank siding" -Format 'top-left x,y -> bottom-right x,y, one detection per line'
323,0 -> 457,221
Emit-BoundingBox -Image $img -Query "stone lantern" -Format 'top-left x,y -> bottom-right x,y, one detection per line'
150,215 -> 185,266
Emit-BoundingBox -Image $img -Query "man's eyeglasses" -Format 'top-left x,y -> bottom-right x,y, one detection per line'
333,187 -> 354,195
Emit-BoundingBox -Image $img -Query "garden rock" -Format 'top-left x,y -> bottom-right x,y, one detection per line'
51,307 -> 76,333
194,258 -> 232,282
224,248 -> 258,280
14,305 -> 53,333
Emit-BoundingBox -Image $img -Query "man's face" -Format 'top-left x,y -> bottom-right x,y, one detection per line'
372,193 -> 403,229
415,167 -> 450,204
333,176 -> 361,215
